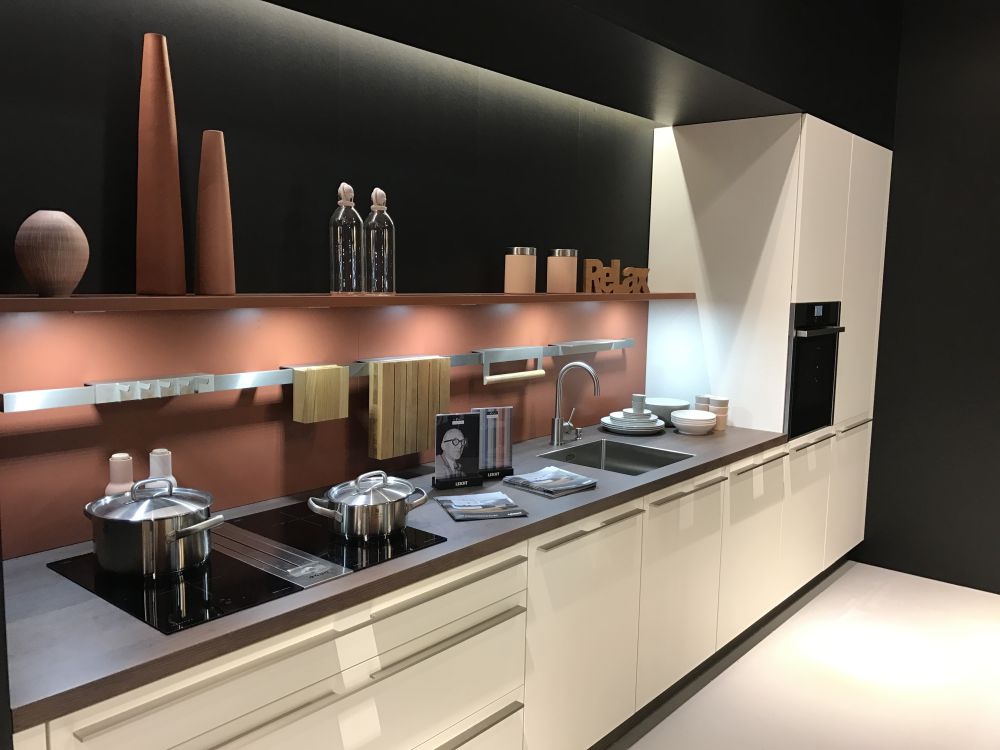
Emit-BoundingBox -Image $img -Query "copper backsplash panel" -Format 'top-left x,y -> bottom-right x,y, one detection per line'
0,302 -> 647,558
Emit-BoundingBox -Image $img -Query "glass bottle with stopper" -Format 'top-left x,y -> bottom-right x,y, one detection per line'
365,187 -> 396,292
330,181 -> 367,292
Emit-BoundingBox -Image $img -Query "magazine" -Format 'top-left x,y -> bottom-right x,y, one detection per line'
502,466 -> 597,498
436,492 -> 527,521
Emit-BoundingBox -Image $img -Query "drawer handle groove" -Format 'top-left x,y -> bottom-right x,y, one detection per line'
838,418 -> 872,435
203,687 -> 342,750
538,508 -> 645,552
734,452 -> 789,476
432,701 -> 524,750
369,555 -> 527,622
72,625 -> 345,743
650,476 -> 727,507
369,605 -> 526,681
792,433 -> 835,452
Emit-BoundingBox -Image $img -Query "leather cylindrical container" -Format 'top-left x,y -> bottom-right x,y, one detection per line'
195,130 -> 236,295
546,248 -> 579,293
504,247 -> 537,293
136,32 -> 186,295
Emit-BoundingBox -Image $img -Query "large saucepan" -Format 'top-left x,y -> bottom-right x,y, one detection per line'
84,479 -> 225,576
308,470 -> 428,540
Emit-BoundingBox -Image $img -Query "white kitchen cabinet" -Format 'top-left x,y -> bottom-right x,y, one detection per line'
779,430 -> 834,598
12,727 -> 47,750
792,115 -> 853,303
826,418 -> 874,566
48,545 -> 527,750
835,137 -> 892,424
192,594 -> 526,750
636,470 -> 725,708
717,448 -> 789,648
523,502 -> 644,750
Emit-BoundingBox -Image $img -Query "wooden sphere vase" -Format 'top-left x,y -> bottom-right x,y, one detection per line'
14,210 -> 90,297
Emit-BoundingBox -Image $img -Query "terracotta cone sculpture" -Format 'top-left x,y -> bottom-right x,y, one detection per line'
195,130 -> 236,295
136,32 -> 186,295
14,210 -> 89,297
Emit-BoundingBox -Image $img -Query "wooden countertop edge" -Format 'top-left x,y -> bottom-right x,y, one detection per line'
10,431 -> 786,731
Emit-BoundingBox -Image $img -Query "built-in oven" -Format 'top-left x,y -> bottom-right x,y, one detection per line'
785,301 -> 845,439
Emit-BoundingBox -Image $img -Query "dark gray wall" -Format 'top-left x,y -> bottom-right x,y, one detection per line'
0,0 -> 654,294
857,2 -> 1000,593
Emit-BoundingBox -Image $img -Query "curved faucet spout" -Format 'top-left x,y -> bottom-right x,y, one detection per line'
551,361 -> 601,446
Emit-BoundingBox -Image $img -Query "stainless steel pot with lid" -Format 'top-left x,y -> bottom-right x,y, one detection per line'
84,478 -> 225,576
308,470 -> 428,539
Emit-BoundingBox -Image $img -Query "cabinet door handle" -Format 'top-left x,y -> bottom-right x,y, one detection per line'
368,555 -> 527,622
538,507 -> 645,552
650,476 -> 728,507
204,687 -> 342,750
792,433 -> 835,452
733,452 -> 789,476
72,623 -> 346,742
838,417 -> 872,435
432,701 -> 524,750
369,605 -> 526,681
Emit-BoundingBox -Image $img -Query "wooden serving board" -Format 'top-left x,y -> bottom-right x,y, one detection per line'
369,356 -> 451,459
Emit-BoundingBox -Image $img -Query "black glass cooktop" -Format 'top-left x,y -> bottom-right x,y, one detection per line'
48,551 -> 299,635
228,502 -> 447,571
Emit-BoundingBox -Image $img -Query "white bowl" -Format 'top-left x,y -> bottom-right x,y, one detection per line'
675,422 -> 715,436
645,397 -> 690,423
671,409 -> 716,423
709,395 -> 729,407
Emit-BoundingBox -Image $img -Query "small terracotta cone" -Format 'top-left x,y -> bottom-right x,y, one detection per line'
136,32 -> 186,295
195,130 -> 235,295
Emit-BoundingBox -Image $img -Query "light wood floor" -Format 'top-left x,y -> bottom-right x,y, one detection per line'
627,562 -> 1000,749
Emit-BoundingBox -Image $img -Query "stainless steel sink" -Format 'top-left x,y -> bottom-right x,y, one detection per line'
538,439 -> 693,476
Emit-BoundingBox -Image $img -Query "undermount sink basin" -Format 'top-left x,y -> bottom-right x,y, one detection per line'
538,439 -> 693,476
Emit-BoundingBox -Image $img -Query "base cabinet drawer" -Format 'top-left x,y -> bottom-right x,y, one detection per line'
826,419 -> 872,566
413,689 -> 524,750
717,450 -> 788,647
187,595 -> 527,750
48,546 -> 527,750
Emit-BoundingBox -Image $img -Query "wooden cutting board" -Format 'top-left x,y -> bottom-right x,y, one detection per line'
369,357 -> 450,459
292,365 -> 350,423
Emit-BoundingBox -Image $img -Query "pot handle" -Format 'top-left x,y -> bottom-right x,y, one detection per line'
405,487 -> 429,510
131,477 -> 175,500
354,470 -> 388,488
308,497 -> 344,522
168,514 -> 225,542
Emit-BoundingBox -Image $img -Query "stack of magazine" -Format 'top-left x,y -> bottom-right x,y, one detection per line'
502,466 -> 597,498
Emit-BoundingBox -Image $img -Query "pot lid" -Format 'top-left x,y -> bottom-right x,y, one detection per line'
85,479 -> 212,522
325,470 -> 418,507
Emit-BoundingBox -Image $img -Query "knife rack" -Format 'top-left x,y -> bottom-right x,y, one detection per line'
0,338 -> 634,414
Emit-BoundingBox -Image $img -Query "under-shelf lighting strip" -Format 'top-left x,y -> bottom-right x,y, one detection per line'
1,338 -> 633,414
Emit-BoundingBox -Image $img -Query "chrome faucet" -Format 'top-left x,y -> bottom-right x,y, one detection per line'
551,361 -> 601,446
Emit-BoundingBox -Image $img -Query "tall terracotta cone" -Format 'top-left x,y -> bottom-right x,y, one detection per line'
136,32 -> 186,295
195,130 -> 236,295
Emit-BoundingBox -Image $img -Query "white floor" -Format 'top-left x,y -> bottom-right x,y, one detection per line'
629,562 -> 1000,749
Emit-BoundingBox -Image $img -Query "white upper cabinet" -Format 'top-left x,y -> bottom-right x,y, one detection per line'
835,137 -> 892,424
792,115 -> 853,302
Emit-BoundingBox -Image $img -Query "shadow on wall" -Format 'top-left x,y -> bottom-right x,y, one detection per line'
0,302 -> 648,558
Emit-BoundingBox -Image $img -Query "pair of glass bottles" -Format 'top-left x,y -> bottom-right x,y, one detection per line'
329,182 -> 396,293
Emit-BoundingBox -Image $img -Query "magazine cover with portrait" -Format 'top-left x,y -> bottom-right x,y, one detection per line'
434,412 -> 483,489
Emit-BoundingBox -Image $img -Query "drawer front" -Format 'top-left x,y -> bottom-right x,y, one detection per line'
49,545 -> 527,750
194,594 -> 527,750
413,688 -> 524,750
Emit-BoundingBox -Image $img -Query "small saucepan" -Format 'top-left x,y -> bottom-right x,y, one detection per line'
84,478 -> 225,577
308,470 -> 428,540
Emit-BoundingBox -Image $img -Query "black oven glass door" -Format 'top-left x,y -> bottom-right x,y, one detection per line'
788,334 -> 838,438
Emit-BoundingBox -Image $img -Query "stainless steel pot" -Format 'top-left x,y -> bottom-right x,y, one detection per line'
84,478 -> 225,577
307,470 -> 428,540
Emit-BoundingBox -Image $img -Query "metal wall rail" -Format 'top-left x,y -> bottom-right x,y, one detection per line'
1,338 -> 633,414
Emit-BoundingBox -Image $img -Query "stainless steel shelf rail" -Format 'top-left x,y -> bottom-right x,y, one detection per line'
1,338 -> 633,414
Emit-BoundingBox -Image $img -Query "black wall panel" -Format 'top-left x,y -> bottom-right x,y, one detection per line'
0,0 -> 653,294
856,3 -> 1000,593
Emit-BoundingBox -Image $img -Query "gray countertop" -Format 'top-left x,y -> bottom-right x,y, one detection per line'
4,424 -> 785,730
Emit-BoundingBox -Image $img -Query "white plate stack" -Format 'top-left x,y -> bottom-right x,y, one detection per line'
600,396 -> 666,435
670,409 -> 717,436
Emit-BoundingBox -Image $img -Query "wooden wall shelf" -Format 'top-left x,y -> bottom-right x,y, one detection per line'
0,292 -> 695,314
